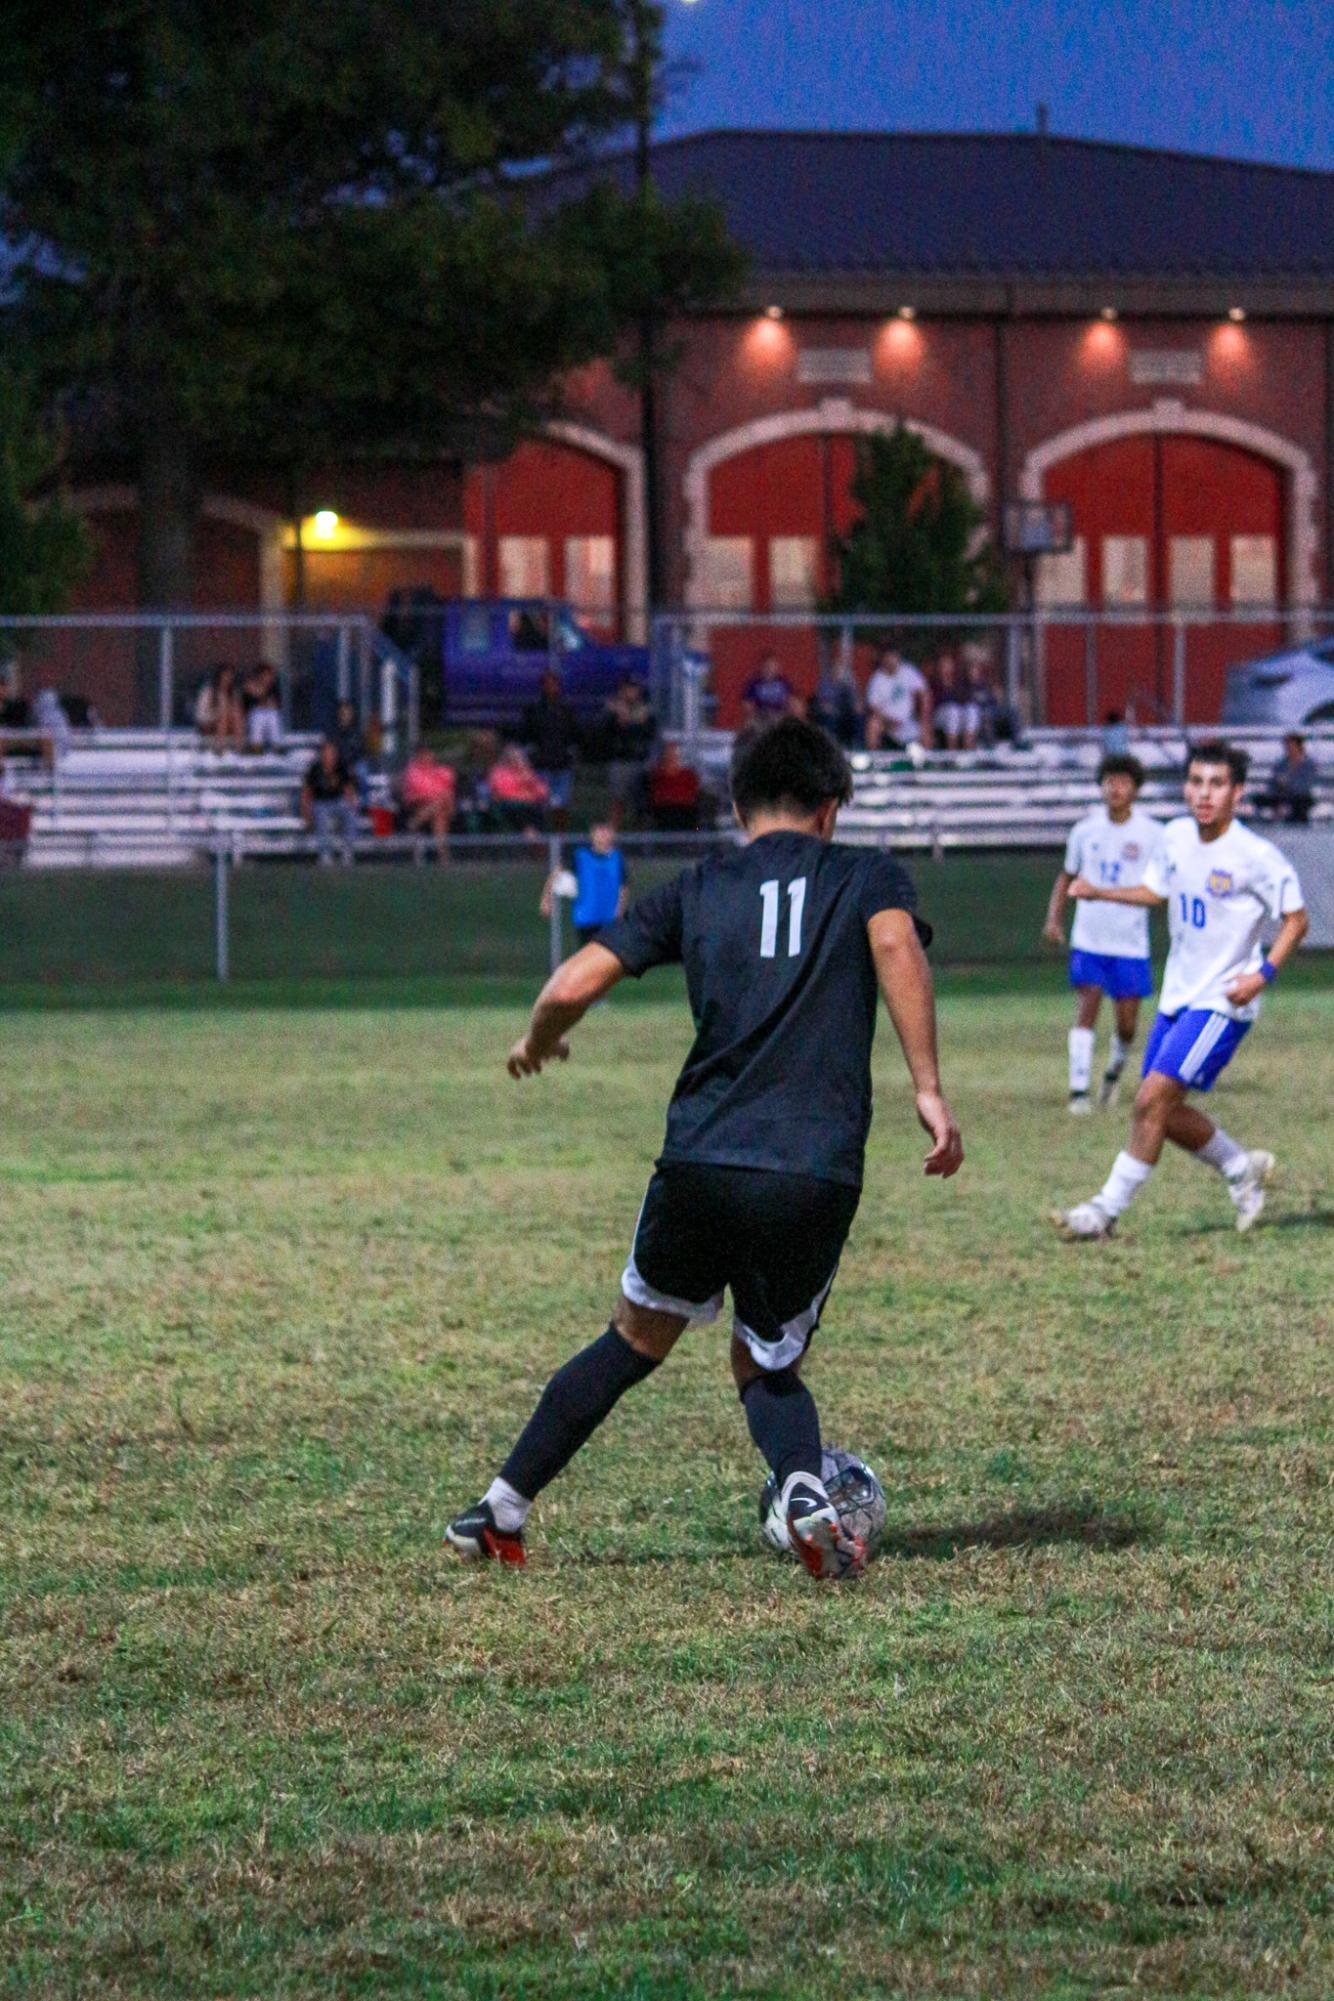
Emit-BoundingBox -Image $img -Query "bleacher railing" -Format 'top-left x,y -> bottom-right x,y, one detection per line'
0,610 -> 418,745
650,605 -> 1334,736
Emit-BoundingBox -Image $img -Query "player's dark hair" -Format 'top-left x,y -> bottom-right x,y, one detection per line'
729,716 -> 854,821
1188,737 -> 1249,786
1097,753 -> 1145,788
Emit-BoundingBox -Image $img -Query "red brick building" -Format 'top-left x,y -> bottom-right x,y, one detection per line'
69,133 -> 1334,723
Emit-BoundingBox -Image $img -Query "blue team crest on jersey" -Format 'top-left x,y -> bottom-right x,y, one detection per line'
1206,868 -> 1235,898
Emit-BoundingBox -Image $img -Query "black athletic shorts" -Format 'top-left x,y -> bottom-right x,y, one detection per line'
621,1162 -> 860,1372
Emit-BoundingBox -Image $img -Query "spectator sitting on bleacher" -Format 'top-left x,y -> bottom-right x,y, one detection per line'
32,683 -> 71,760
741,652 -> 795,727
1255,733 -> 1318,825
195,663 -> 245,751
965,652 -> 1020,747
301,735 -> 359,865
400,743 -> 456,856
932,652 -> 979,751
1101,709 -> 1132,756
242,661 -> 282,751
488,743 -> 549,839
865,648 -> 931,750
810,656 -> 863,748
647,740 -> 703,832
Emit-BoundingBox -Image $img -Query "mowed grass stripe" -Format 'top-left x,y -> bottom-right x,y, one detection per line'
1,990 -> 1331,1997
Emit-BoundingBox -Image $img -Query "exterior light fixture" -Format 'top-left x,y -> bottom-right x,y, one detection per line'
1227,306 -> 1246,322
313,510 -> 339,537
897,305 -> 917,321
1100,306 -> 1118,321
764,304 -> 784,320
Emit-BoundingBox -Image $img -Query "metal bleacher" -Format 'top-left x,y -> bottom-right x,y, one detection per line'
3,723 -> 1332,868
10,732 -> 326,868
684,725 -> 1334,852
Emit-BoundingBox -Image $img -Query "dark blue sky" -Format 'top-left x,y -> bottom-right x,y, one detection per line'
661,0 -> 1334,170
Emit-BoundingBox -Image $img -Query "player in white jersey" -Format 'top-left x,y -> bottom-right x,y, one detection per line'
1043,755 -> 1163,1112
1053,740 -> 1308,1239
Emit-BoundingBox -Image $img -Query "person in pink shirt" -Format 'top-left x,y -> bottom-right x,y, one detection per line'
400,745 -> 456,856
488,744 -> 550,837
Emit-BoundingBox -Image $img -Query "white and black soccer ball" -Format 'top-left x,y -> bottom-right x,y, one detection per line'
759,1446 -> 887,1561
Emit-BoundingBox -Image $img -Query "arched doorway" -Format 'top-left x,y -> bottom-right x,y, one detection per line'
463,426 -> 644,639
685,403 -> 988,723
1024,411 -> 1307,725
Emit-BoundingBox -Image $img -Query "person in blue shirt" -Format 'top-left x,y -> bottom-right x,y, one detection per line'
541,822 -> 629,946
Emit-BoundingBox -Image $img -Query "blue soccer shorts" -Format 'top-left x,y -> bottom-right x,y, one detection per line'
1142,1008 -> 1250,1092
1069,949 -> 1154,1000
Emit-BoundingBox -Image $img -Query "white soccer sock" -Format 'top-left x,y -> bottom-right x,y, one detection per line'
1068,1026 -> 1095,1093
1106,1032 -> 1132,1077
1196,1126 -> 1248,1179
483,1476 -> 532,1531
1096,1149 -> 1153,1219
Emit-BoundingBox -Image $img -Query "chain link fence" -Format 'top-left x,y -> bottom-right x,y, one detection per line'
0,835 -> 1080,997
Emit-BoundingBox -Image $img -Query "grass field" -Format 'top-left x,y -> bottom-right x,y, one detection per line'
2,972 -> 1332,1998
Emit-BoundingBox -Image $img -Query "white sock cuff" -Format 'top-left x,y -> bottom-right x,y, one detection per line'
1069,1026 -> 1095,1091
1198,1128 -> 1248,1177
1098,1149 -> 1153,1218
484,1476 -> 532,1531
1109,1032 -> 1132,1059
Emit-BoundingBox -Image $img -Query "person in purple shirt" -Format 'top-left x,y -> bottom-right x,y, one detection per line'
741,651 -> 796,726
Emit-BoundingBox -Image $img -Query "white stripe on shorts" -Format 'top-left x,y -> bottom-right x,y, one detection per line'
1178,1012 -> 1228,1084
733,1269 -> 837,1373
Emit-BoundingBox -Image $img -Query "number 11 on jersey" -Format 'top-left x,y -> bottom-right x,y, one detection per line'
759,877 -> 807,958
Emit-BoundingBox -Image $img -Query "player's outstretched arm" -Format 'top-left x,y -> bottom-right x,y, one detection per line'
507,943 -> 626,1078
1069,876 -> 1163,907
867,909 -> 963,1178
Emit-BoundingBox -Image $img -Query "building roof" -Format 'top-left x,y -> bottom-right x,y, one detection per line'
545,130 -> 1334,282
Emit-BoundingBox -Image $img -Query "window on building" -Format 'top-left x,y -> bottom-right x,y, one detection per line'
499,535 -> 549,599
699,536 -> 753,611
1036,536 -> 1087,606
769,535 -> 819,610
1102,535 -> 1149,607
1230,534 -> 1276,605
564,535 -> 616,620
1169,535 -> 1215,608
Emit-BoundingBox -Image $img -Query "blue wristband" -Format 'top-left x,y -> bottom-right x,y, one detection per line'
1260,958 -> 1278,984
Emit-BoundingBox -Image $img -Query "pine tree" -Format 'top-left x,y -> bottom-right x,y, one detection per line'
822,425 -> 1009,647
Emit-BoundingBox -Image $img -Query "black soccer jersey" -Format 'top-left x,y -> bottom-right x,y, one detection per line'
597,833 -> 928,1187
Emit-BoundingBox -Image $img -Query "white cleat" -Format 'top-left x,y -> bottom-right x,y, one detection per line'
1068,1092 -> 1093,1116
1228,1150 -> 1275,1233
1051,1199 -> 1116,1240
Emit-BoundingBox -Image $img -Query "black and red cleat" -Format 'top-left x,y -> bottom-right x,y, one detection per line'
445,1499 -> 526,1566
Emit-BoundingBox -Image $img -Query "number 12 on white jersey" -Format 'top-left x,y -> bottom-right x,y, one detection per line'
759,877 -> 807,958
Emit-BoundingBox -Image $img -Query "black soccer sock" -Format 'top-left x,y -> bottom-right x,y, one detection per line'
500,1325 -> 660,1501
740,1368 -> 823,1491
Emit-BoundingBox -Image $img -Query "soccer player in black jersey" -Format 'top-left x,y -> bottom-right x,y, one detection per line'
446,718 -> 963,1579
